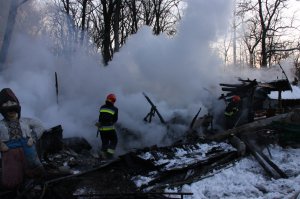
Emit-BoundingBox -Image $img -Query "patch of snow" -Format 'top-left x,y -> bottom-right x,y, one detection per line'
269,85 -> 300,99
179,145 -> 300,199
72,170 -> 81,175
132,175 -> 154,187
73,186 -> 96,196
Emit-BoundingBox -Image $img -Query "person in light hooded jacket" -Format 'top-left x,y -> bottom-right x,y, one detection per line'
0,88 -> 45,189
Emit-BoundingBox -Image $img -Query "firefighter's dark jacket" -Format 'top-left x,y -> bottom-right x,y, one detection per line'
224,101 -> 240,117
98,101 -> 118,131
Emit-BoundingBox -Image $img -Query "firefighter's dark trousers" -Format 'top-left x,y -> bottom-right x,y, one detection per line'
225,114 -> 240,130
100,130 -> 118,158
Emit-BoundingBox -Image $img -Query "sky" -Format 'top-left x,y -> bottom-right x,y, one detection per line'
0,0 -> 299,153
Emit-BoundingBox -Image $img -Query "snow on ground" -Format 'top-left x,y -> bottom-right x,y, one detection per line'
139,84 -> 300,199
176,145 -> 300,199
137,142 -> 235,170
269,85 -> 300,100
132,141 -> 300,199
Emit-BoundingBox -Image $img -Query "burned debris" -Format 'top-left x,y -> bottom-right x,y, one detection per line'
143,92 -> 166,125
1,81 -> 300,199
22,141 -> 238,199
215,77 -> 300,179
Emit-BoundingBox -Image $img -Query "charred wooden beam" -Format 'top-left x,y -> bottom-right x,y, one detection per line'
219,83 -> 244,87
73,192 -> 193,199
152,152 -> 239,190
40,159 -> 121,199
143,92 -> 166,124
206,112 -> 290,141
139,151 -> 238,190
62,137 -> 92,153
242,137 -> 287,179
189,107 -> 201,129
221,87 -> 239,92
37,125 -> 63,160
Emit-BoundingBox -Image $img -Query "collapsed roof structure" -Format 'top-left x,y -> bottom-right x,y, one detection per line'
1,78 -> 300,199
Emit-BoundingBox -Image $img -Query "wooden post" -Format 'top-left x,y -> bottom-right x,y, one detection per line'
278,90 -> 282,113
55,72 -> 59,105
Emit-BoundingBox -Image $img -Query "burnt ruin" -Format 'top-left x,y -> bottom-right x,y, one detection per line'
1,78 -> 300,199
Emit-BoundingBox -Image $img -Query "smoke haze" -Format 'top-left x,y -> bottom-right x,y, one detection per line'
1,0 -> 295,154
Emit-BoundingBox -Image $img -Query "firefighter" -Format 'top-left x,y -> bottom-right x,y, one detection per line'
0,88 -> 45,190
96,93 -> 118,160
224,95 -> 242,130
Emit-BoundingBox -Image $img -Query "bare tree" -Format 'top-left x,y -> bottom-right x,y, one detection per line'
242,16 -> 261,67
0,0 -> 28,69
237,0 -> 299,67
152,0 -> 181,35
112,0 -> 121,52
80,0 -> 88,44
52,0 -> 182,66
100,0 -> 115,65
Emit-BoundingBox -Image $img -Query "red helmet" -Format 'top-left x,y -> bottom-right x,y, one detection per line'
106,93 -> 116,103
232,95 -> 241,103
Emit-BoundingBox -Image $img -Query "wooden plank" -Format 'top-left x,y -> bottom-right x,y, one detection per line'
242,138 -> 287,179
206,113 -> 290,141
219,83 -> 242,87
256,148 -> 287,178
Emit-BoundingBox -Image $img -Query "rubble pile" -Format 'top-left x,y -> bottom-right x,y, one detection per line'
1,78 -> 300,199
40,140 -> 239,199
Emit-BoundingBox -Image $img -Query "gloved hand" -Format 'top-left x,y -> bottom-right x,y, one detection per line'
233,107 -> 239,113
95,122 -> 101,127
27,137 -> 35,146
0,142 -> 9,152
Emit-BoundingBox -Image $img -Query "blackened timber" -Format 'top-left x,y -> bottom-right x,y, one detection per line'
152,152 -> 239,189
37,125 -> 63,159
190,107 -> 201,129
278,63 -> 292,91
267,79 -> 292,92
55,72 -> 59,105
74,192 -> 193,199
206,112 -> 290,140
143,92 -> 166,124
256,147 -> 287,178
221,87 -> 239,92
62,137 -> 92,153
257,82 -> 275,89
237,78 -> 257,83
139,151 -> 237,190
242,138 -> 287,179
220,80 -> 257,94
219,83 -> 243,87
40,159 -> 121,199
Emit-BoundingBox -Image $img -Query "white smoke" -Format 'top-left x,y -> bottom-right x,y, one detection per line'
0,0 -> 244,154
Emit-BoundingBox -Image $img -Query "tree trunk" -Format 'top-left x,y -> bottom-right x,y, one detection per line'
258,0 -> 267,67
0,0 -> 18,69
130,0 -> 138,34
260,31 -> 268,67
113,0 -> 121,52
80,0 -> 88,45
101,0 -> 114,65
153,0 -> 161,35
249,51 -> 254,67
